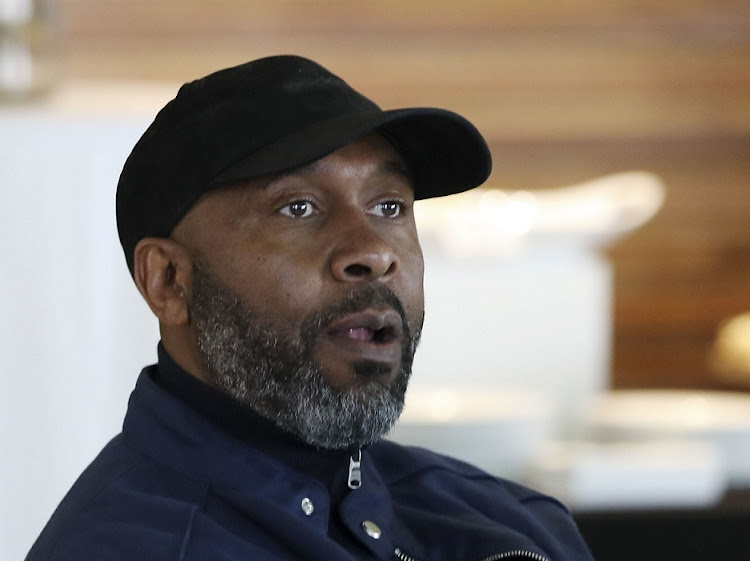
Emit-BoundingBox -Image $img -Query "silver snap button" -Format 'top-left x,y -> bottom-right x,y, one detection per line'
300,497 -> 314,516
362,520 -> 382,540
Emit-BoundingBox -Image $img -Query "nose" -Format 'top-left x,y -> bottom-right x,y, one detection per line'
329,214 -> 399,283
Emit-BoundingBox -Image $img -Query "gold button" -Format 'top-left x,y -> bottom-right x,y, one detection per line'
362,520 -> 382,540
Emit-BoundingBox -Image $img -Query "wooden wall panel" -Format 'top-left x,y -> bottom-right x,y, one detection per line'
51,0 -> 750,390
59,1 -> 750,35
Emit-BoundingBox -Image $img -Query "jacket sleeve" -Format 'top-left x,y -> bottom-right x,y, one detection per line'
518,494 -> 596,561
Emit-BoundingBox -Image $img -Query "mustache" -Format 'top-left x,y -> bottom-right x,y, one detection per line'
303,284 -> 411,338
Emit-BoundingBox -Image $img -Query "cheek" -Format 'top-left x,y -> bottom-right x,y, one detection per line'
256,265 -> 323,321
399,242 -> 425,320
209,243 -> 324,325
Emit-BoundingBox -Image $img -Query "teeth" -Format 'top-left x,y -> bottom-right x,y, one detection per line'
347,327 -> 375,341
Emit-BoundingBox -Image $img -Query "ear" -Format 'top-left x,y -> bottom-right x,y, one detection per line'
133,237 -> 192,326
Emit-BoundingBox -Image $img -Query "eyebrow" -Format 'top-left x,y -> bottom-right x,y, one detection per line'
305,157 -> 412,181
379,159 -> 413,184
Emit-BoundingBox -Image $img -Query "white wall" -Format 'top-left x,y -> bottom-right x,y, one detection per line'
0,108 -> 160,561
411,246 -> 610,420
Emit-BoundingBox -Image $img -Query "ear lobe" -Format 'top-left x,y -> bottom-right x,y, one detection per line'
133,238 -> 192,326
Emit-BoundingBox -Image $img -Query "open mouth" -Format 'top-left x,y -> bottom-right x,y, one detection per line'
323,309 -> 404,360
345,324 -> 399,344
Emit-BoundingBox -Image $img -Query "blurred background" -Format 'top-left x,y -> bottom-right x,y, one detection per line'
42,0 -> 750,390
2,1 -> 749,560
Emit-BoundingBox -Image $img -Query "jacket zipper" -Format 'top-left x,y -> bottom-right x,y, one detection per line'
480,551 -> 550,561
347,448 -> 362,489
393,547 -> 419,561
393,546 -> 551,561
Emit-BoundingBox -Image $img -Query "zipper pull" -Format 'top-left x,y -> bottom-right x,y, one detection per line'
348,449 -> 362,489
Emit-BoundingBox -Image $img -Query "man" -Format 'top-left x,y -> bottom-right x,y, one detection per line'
26,55 -> 593,561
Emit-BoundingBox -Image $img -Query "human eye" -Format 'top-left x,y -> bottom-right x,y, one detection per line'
279,199 -> 316,218
369,200 -> 404,219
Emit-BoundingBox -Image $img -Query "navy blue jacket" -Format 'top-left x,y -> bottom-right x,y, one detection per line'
26,365 -> 593,561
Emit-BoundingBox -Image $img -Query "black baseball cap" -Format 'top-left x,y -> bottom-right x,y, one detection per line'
116,54 -> 492,276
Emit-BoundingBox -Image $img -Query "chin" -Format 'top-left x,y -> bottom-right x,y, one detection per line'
320,360 -> 399,392
351,360 -> 397,382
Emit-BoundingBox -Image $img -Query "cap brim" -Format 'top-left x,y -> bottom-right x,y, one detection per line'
210,107 -> 492,200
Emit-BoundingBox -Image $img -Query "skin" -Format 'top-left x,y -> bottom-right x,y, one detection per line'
132,133 -> 425,393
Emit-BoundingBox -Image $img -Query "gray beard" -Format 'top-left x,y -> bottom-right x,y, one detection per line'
189,263 -> 422,449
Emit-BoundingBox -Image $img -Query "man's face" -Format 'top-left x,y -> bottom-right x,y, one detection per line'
172,133 -> 425,448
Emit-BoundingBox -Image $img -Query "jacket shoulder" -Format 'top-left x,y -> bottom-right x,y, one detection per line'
26,435 -> 206,561
373,438 -> 562,505
370,439 -> 593,561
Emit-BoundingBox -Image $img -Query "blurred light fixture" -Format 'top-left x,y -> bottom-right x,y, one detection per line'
710,312 -> 750,387
415,171 -> 665,257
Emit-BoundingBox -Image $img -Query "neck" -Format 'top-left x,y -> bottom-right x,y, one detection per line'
152,342 -> 357,500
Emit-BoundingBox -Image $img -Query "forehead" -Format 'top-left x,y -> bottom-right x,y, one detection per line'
172,133 -> 412,237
